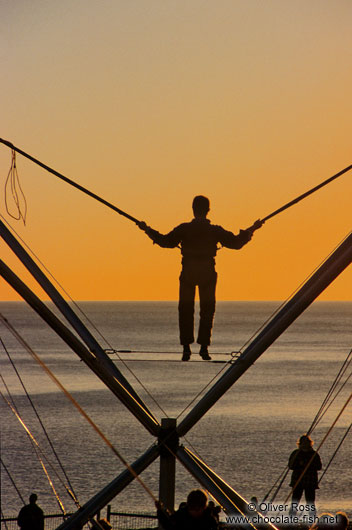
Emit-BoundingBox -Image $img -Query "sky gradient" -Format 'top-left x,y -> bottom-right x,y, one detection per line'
1,1 -> 351,301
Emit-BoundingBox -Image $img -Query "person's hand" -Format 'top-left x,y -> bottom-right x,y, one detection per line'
137,221 -> 148,231
247,219 -> 264,233
252,219 -> 264,230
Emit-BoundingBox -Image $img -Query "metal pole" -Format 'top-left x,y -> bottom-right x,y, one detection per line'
181,447 -> 249,514
177,447 -> 278,529
177,446 -> 269,530
55,445 -> 160,530
178,233 -> 352,436
0,218 -> 158,430
158,418 -> 177,512
0,259 -> 160,436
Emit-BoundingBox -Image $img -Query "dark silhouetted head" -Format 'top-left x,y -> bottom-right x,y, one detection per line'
187,489 -> 208,518
29,494 -> 38,504
335,512 -> 349,530
192,196 -> 210,218
297,434 -> 313,450
310,513 -> 338,530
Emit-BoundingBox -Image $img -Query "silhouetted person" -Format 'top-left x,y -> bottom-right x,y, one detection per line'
334,512 -> 349,530
139,195 -> 263,360
157,489 -> 219,530
17,493 -> 44,530
309,512 -> 349,530
288,434 -> 322,516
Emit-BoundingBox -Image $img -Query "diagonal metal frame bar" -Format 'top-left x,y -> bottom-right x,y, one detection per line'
177,446 -> 247,515
0,218 -> 155,419
0,259 -> 160,435
55,445 -> 160,530
179,446 -> 250,514
177,233 -> 352,437
2,219 -> 350,527
177,446 -> 279,530
0,219 -> 160,432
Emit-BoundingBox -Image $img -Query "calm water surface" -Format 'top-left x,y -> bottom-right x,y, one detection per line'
0,301 -> 351,518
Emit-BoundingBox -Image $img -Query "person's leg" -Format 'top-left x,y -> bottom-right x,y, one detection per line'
197,270 -> 217,358
289,483 -> 304,516
179,270 -> 196,359
304,486 -> 316,516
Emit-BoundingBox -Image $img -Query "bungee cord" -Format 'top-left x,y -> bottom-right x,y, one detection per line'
1,137 -> 351,227
0,216 -> 235,512
0,138 -> 140,225
0,214 -> 170,421
1,137 -> 351,520
1,138 -> 351,423
260,164 -> 352,223
175,231 -> 352,423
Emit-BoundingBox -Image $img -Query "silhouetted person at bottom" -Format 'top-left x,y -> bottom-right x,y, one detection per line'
157,489 -> 219,530
139,195 -> 263,360
288,434 -> 322,516
17,493 -> 44,530
309,512 -> 349,530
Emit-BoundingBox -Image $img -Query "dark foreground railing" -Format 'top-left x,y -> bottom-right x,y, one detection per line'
1,510 -> 158,530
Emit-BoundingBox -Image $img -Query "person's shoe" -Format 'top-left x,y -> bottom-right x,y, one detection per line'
199,346 -> 212,361
182,345 -> 191,361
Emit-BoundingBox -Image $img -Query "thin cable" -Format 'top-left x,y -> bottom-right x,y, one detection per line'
310,370 -> 352,433
0,336 -> 79,503
108,349 -> 234,355
0,390 -> 67,515
0,220 -> 218,490
283,390 -> 352,504
0,509 -> 10,530
0,311 -> 238,517
308,349 -> 352,433
0,368 -> 77,511
318,421 -> 352,485
0,458 -> 25,504
0,214 -> 169,421
267,469 -> 289,503
0,312 -> 158,505
266,349 -> 352,502
176,230 -> 352,423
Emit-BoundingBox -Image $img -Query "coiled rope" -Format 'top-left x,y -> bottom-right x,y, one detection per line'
4,149 -> 27,225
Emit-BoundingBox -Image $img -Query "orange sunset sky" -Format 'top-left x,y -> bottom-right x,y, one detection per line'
1,1 -> 351,301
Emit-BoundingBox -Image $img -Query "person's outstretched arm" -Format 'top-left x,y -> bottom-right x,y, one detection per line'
138,221 -> 182,248
217,219 -> 264,249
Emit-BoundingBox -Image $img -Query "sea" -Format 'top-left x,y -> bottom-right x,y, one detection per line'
0,300 -> 351,520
